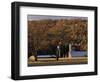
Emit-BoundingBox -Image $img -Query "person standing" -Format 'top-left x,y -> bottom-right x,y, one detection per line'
57,41 -> 65,58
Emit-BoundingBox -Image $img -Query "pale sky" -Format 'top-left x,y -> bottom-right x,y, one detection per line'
27,15 -> 87,21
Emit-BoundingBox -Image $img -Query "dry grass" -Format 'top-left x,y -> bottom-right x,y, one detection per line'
28,57 -> 88,66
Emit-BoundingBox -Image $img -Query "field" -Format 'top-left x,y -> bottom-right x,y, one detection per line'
28,57 -> 88,66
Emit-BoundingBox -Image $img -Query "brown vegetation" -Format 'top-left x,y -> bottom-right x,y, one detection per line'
28,19 -> 88,57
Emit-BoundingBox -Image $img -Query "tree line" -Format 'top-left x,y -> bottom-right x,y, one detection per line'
28,19 -> 87,57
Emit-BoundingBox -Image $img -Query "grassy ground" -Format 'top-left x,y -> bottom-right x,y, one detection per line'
28,57 -> 88,66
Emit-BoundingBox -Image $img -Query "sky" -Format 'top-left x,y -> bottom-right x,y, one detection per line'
27,15 -> 88,21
